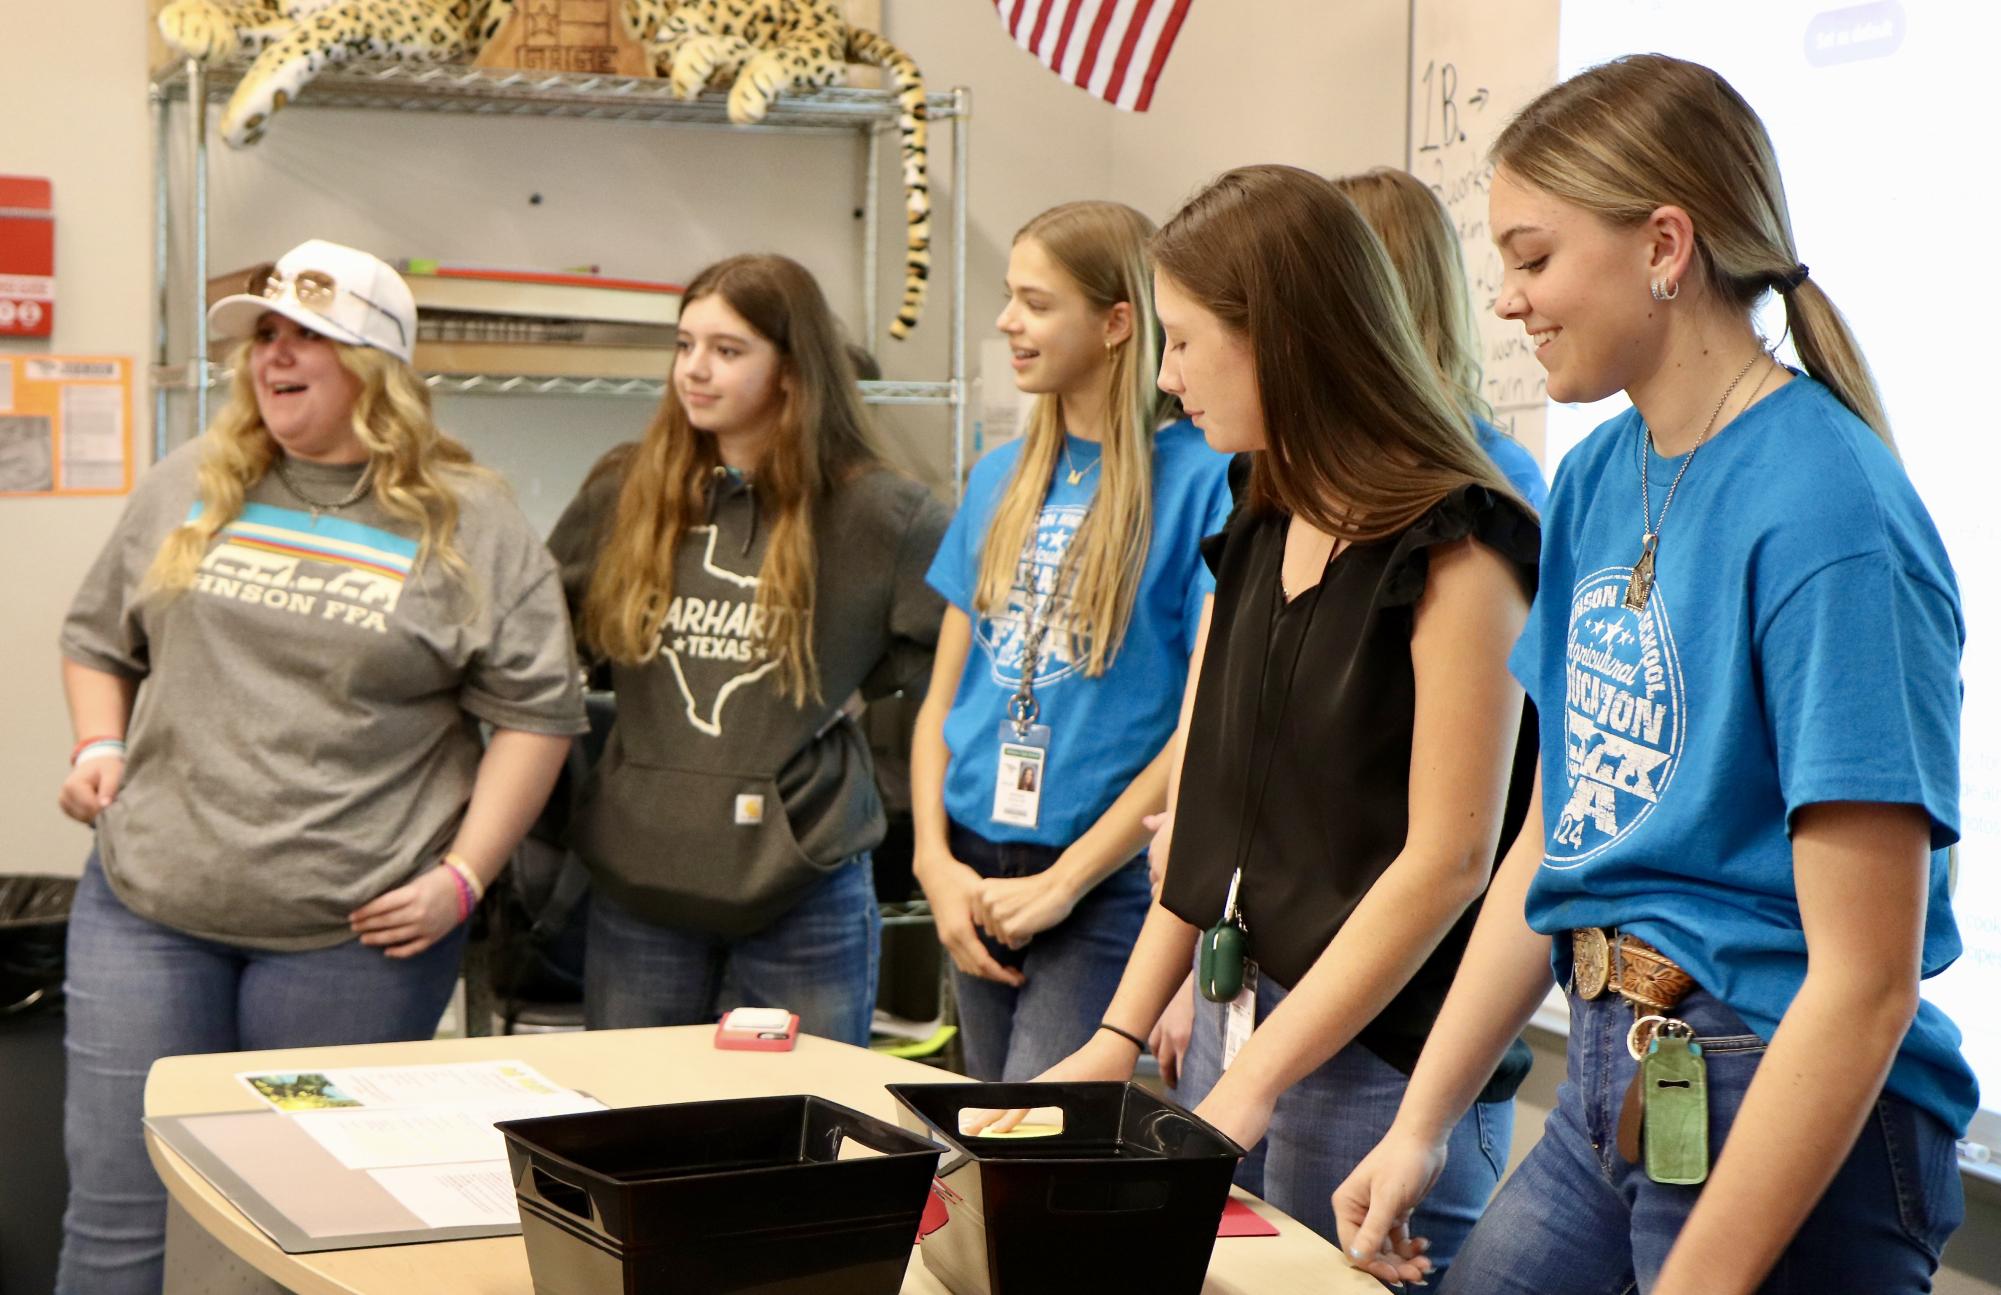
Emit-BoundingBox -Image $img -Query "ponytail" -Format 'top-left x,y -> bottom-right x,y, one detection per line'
1494,53 -> 1895,448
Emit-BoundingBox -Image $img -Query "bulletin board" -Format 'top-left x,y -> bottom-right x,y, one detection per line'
0,355 -> 133,496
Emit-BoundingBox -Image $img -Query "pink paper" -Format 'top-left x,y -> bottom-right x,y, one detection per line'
1217,1197 -> 1280,1238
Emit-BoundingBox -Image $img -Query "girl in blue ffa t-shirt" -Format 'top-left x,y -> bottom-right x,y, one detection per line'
1332,167 -> 1549,512
910,201 -> 1232,1081
1337,55 -> 1973,1295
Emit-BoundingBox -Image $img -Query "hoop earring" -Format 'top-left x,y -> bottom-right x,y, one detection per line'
1650,278 -> 1680,302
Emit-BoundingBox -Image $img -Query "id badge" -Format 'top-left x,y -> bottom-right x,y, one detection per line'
992,721 -> 1051,828
1221,963 -> 1258,1071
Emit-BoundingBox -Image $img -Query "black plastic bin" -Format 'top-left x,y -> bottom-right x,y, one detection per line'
887,1081 -> 1245,1295
497,1095 -> 944,1295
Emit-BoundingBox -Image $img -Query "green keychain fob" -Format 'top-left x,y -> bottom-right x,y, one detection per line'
1642,1035 -> 1709,1185
1200,868 -> 1248,1003
1199,922 -> 1246,1003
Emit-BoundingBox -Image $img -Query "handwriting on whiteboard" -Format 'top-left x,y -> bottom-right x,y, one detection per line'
1411,58 -> 1548,414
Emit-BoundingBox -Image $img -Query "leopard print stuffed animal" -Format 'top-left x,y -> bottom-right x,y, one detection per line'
625,0 -> 931,338
157,0 -> 519,146
157,0 -> 932,335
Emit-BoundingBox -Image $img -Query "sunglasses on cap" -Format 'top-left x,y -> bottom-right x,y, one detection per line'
244,262 -> 408,350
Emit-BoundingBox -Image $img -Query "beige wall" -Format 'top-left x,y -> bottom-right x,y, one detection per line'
0,0 -> 154,879
1106,0 -> 1413,218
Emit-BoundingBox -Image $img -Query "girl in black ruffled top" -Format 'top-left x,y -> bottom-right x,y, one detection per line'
1007,165 -> 1541,1271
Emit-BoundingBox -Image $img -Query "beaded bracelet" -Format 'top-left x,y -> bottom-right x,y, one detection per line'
71,737 -> 127,767
440,853 -> 486,905
441,865 -> 475,923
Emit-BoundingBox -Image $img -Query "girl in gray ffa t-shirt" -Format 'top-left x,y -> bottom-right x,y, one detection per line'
53,239 -> 587,1295
547,253 -> 948,1045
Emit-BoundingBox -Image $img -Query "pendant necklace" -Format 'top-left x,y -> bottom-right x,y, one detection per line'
1625,350 -> 1765,612
274,457 -> 373,522
1062,441 -> 1102,487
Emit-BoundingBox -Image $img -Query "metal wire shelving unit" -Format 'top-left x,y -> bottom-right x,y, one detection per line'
148,58 -> 971,484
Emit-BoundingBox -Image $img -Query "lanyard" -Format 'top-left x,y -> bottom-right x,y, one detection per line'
1007,495 -> 1093,738
1218,520 -> 1328,934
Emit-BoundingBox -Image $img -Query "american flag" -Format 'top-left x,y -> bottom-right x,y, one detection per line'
990,0 -> 1195,112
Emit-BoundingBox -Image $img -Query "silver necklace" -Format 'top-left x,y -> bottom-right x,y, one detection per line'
1625,350 -> 1766,612
273,457 -> 372,522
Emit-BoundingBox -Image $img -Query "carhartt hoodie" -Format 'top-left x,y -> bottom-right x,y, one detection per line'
549,456 -> 948,936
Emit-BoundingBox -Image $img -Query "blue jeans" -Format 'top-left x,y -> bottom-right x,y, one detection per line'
1442,986 -> 1965,1294
58,854 -> 466,1295
1179,965 -> 1511,1271
946,821 -> 1153,1081
584,856 -> 880,1046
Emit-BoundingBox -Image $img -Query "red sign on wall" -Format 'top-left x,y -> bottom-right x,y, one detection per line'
0,177 -> 54,338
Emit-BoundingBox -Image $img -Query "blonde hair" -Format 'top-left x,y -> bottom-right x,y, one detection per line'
1152,165 -> 1514,541
973,201 -> 1167,677
145,341 -> 485,596
1333,167 -> 1490,423
1494,53 -> 1892,445
579,254 -> 881,705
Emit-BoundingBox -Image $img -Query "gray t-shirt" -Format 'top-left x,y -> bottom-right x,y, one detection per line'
61,439 -> 588,950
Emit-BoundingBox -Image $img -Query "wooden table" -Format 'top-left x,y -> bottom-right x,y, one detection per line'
145,1027 -> 1385,1293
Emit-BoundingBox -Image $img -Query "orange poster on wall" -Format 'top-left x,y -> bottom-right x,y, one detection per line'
0,356 -> 133,497
0,176 -> 55,338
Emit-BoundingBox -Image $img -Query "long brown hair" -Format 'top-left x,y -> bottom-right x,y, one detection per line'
145,342 -> 484,595
579,254 -> 880,704
1493,53 -> 1892,445
1333,167 -> 1490,423
1152,165 -> 1512,540
973,201 -> 1168,676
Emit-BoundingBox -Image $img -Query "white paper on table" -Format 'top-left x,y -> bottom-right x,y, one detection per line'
236,1059 -> 578,1112
290,1094 -> 605,1171
369,1162 -> 521,1229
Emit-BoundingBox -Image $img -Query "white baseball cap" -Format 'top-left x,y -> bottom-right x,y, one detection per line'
209,239 -> 416,362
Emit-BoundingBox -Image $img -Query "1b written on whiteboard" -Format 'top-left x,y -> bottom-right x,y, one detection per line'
1412,59 -> 1550,416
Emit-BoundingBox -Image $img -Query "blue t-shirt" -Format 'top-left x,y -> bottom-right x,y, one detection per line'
1476,417 -> 1549,511
928,419 -> 1234,846
1512,375 -> 1976,1133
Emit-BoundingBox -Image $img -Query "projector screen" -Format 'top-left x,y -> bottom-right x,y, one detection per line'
1545,1 -> 2001,1173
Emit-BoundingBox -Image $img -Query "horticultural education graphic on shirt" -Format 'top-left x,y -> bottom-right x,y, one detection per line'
1551,566 -> 1687,866
191,503 -> 412,634
976,502 -> 1089,688
654,524 -> 791,738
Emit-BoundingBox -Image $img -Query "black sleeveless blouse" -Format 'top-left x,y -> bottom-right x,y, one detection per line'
1164,482 -> 1541,1082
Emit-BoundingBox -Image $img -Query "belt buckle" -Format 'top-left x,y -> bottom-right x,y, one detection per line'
1572,927 -> 1611,1000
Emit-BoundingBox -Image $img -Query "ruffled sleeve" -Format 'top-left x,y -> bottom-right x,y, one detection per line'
1198,452 -> 1263,580
1379,483 -> 1541,608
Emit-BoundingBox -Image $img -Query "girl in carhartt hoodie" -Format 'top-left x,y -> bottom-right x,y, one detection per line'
548,253 -> 948,1044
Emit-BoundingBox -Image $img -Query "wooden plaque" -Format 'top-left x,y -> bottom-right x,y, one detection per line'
474,0 -> 652,77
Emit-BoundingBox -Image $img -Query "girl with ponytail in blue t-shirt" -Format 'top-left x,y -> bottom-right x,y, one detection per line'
1336,54 -> 1973,1295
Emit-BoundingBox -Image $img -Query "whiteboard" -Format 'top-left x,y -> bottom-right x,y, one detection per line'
1405,0 -> 1559,459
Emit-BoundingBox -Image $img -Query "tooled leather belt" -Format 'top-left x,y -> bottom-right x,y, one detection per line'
1570,927 -> 1697,1013
1572,928 -> 1709,1168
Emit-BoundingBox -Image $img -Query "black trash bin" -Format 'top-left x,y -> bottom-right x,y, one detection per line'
888,1081 -> 1245,1295
498,1094 -> 944,1295
0,873 -> 77,1295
